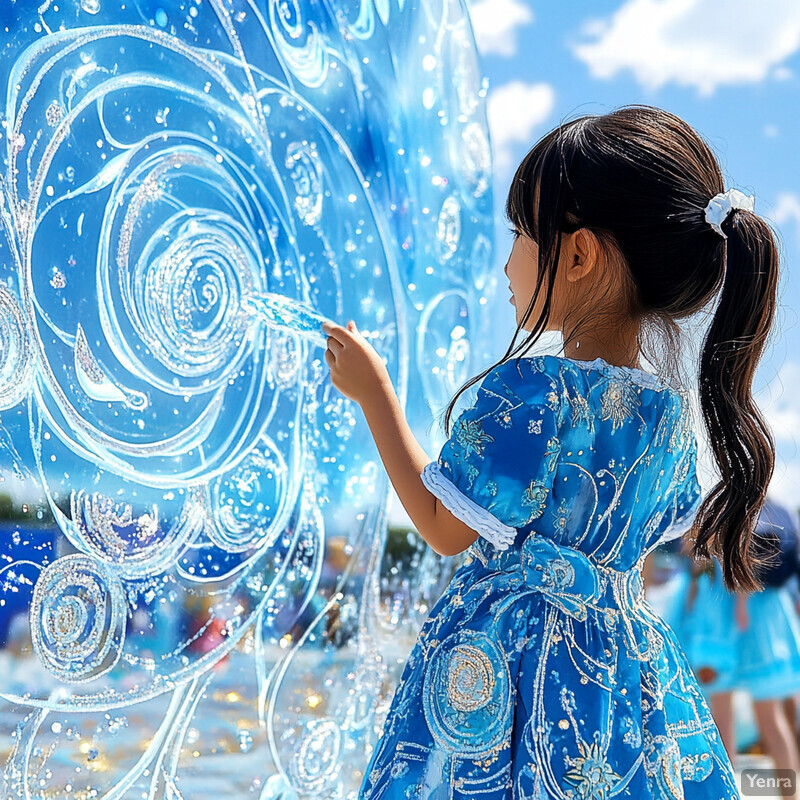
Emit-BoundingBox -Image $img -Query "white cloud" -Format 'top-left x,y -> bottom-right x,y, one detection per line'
487,81 -> 555,174
572,0 -> 800,95
773,192 -> 800,228
469,0 -> 534,57
769,192 -> 800,248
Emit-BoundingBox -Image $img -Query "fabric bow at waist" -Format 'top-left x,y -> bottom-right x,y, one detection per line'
467,536 -> 645,629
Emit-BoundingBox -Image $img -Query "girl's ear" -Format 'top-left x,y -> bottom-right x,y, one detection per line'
564,228 -> 599,283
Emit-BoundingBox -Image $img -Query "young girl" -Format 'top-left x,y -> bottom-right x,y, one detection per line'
678,498 -> 800,786
322,106 -> 779,799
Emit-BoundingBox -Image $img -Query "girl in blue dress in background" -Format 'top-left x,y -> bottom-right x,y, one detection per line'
678,498 -> 800,777
323,106 -> 779,799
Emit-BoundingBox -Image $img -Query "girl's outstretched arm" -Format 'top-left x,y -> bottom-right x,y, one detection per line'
322,319 -> 479,557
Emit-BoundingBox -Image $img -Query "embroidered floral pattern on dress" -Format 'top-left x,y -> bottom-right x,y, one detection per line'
564,740 -> 622,800
543,436 -> 562,473
599,377 -> 641,431
522,480 -> 549,520
496,409 -> 514,429
454,417 -> 493,458
540,557 -> 575,593
569,390 -> 594,429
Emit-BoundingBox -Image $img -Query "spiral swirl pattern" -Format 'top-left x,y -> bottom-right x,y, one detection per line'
6,27 -> 401,491
422,630 -> 512,757
30,554 -> 126,684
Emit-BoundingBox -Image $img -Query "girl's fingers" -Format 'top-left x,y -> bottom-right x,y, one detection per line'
324,349 -> 335,367
322,320 -> 347,338
322,320 -> 359,344
326,337 -> 344,352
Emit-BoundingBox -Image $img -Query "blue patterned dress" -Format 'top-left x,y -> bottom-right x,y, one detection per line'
359,356 -> 738,800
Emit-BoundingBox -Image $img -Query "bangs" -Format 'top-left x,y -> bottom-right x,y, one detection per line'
505,135 -> 552,244
505,117 -> 591,246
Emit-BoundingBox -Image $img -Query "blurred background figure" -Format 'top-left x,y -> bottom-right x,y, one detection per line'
646,495 -> 800,797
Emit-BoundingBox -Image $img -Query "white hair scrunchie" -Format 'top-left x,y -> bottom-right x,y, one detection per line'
703,188 -> 755,238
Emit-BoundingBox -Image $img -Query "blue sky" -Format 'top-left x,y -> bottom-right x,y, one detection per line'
470,0 -> 800,505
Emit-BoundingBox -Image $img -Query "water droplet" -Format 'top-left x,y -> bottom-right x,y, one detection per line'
80,0 -> 100,14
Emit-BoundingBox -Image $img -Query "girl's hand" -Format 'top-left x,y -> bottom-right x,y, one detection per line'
322,320 -> 391,405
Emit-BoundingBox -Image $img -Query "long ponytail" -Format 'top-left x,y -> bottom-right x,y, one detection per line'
693,210 -> 779,591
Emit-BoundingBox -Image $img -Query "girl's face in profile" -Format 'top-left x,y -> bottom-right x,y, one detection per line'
505,229 -> 596,335
505,232 -> 545,331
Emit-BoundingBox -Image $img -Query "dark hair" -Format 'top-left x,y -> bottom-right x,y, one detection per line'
445,105 -> 779,592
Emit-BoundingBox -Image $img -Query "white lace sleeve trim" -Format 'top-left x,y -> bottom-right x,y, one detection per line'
421,462 -> 516,550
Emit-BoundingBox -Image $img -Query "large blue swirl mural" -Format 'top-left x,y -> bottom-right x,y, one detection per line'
0,1 -> 494,795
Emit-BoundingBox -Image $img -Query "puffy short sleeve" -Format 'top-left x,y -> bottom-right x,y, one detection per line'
655,435 -> 702,544
421,360 -> 562,551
